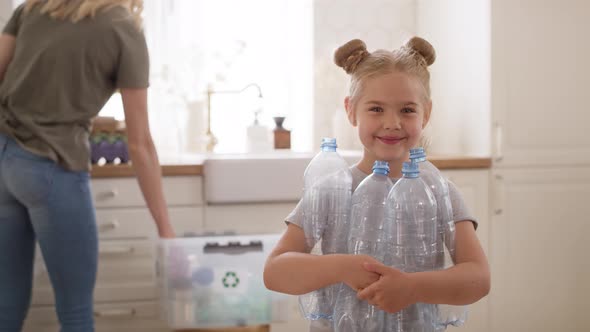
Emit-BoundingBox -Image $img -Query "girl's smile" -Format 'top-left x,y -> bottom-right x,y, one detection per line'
376,135 -> 406,145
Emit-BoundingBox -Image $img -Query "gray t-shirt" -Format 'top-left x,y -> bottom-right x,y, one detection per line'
0,4 -> 149,171
286,165 -> 478,229
286,165 -> 477,332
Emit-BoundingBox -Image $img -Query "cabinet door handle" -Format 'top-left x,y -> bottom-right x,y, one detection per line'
493,122 -> 503,162
492,172 -> 504,215
99,246 -> 135,255
94,308 -> 136,318
96,189 -> 118,200
98,219 -> 119,231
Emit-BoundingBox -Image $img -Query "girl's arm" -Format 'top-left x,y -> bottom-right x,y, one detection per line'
0,34 -> 16,82
264,223 -> 380,295
358,221 -> 490,312
120,88 -> 175,238
411,221 -> 490,304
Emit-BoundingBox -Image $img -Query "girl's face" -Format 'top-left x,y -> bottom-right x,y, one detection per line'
346,71 -> 431,174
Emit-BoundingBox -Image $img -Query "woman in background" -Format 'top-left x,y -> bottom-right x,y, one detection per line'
0,1 -> 174,330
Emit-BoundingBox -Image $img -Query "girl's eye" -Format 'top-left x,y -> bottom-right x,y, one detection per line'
369,106 -> 383,113
401,107 -> 416,113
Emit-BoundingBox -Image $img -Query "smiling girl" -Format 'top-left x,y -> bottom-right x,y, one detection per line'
264,37 -> 490,332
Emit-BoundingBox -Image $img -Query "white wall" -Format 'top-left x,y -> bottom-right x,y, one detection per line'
417,0 -> 491,156
0,0 -> 14,26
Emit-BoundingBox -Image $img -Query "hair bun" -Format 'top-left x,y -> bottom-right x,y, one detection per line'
334,39 -> 370,74
405,37 -> 436,66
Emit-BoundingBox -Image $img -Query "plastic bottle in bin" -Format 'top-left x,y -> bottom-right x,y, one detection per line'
384,161 -> 438,331
333,160 -> 393,332
298,137 -> 353,321
158,239 -> 195,326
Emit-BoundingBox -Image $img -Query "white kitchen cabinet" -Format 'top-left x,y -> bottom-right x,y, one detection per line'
489,1 -> 590,331
489,167 -> 590,332
23,176 -> 205,332
204,203 -> 296,235
491,0 -> 590,167
25,301 -> 168,332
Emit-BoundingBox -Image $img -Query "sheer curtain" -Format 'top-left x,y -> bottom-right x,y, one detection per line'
141,0 -> 313,155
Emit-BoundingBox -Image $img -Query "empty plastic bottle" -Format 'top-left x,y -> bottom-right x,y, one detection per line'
384,161 -> 438,332
298,137 -> 353,321
409,147 -> 455,265
333,161 -> 394,332
409,148 -> 468,330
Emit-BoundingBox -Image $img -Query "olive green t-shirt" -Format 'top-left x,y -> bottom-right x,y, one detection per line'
0,4 -> 149,171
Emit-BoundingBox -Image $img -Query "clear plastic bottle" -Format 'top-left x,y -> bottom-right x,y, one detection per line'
333,161 -> 394,332
409,148 -> 468,330
409,147 -> 455,265
298,137 -> 353,321
384,161 -> 438,332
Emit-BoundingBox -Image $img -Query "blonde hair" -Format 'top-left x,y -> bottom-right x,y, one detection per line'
24,0 -> 143,29
334,37 -> 436,150
334,37 -> 436,105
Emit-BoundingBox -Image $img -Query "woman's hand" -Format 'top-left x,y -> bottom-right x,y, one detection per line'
158,224 -> 176,238
356,262 -> 418,313
341,255 -> 382,292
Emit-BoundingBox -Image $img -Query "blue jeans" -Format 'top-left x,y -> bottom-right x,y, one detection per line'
0,134 -> 97,332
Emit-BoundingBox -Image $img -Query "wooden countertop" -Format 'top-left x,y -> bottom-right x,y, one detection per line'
91,163 -> 204,178
429,156 -> 491,170
90,155 -> 491,178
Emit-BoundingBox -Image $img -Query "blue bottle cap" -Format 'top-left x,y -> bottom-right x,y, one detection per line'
409,147 -> 426,162
320,137 -> 337,151
402,161 -> 420,178
372,160 -> 389,175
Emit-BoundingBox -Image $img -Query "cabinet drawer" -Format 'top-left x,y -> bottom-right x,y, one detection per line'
33,280 -> 157,305
204,203 -> 296,234
270,295 -> 308,332
92,176 -> 203,208
96,207 -> 204,240
24,301 -> 169,332
32,241 -> 157,305
96,209 -> 155,239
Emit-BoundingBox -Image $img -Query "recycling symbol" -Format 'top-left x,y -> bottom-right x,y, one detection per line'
222,271 -> 240,288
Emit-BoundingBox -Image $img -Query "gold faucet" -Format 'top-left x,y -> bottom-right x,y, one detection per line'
204,83 -> 263,152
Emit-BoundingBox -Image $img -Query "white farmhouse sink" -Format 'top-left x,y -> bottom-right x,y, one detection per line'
204,150 -> 362,204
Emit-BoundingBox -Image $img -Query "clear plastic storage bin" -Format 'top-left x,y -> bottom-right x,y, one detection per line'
157,234 -> 288,329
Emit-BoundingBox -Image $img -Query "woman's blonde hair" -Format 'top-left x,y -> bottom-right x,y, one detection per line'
334,37 -> 436,150
24,0 -> 143,29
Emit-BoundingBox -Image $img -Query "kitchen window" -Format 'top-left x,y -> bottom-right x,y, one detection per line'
114,0 -> 313,155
